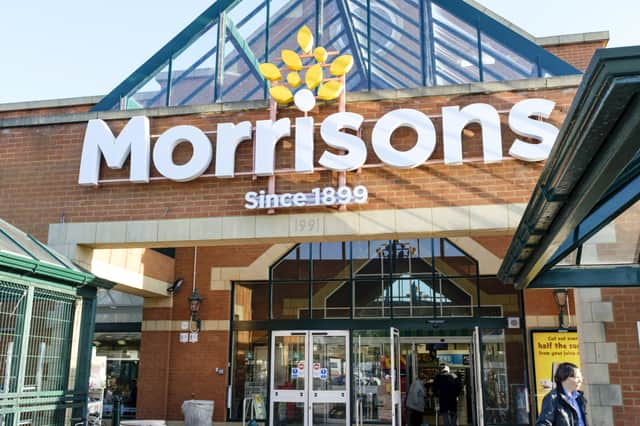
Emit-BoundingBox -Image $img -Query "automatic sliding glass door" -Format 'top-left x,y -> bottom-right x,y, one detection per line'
270,331 -> 349,426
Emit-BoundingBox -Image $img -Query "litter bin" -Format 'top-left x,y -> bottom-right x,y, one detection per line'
182,400 -> 214,426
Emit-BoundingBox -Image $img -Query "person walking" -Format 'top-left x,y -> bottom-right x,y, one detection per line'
406,374 -> 426,426
433,365 -> 461,426
536,362 -> 587,426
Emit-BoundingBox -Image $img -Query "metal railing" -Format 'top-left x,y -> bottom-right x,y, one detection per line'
355,397 -> 364,426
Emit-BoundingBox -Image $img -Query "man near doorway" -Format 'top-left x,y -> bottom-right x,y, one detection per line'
406,374 -> 427,426
433,365 -> 461,426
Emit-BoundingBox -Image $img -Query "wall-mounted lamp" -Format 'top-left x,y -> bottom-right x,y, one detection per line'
188,288 -> 203,332
553,289 -> 569,329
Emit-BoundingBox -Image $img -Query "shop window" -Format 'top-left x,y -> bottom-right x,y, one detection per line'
479,328 -> 529,425
240,239 -> 512,321
478,276 -> 519,317
353,278 -> 390,318
272,281 -> 310,319
433,238 -> 478,276
230,330 -> 268,421
312,242 -> 350,280
311,279 -> 350,319
93,334 -> 140,420
272,245 -> 310,281
234,281 -> 268,321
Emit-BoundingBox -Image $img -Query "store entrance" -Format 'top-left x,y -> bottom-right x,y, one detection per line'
400,334 -> 481,426
353,328 -> 484,426
269,330 -> 350,426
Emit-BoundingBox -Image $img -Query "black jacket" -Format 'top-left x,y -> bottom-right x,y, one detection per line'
536,387 -> 587,426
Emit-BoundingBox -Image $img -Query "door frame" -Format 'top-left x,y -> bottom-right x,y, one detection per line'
269,330 -> 350,426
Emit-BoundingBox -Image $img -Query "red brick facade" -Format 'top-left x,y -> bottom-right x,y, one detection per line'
2,36 -> 638,422
603,290 -> 640,424
0,88 -> 574,241
544,40 -> 608,71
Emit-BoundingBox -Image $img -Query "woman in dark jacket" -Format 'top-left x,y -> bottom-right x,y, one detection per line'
536,362 -> 587,426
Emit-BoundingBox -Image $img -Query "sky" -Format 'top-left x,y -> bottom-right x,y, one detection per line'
0,1 -> 637,104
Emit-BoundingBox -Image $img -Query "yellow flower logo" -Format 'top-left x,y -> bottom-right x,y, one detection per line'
259,26 -> 354,111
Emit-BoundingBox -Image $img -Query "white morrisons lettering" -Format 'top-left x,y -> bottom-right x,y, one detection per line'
78,99 -> 558,185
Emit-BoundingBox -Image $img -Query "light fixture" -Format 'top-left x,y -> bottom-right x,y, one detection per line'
553,289 -> 569,329
117,339 -> 126,346
167,278 -> 184,294
188,288 -> 203,332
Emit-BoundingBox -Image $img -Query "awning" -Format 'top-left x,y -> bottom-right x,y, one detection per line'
498,46 -> 640,289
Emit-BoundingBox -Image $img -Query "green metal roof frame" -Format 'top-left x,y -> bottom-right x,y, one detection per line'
0,249 -> 114,289
91,0 -> 579,111
0,220 -> 114,289
498,46 -> 640,289
93,0 -> 240,111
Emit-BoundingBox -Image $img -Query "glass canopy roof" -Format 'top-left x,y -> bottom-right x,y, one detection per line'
0,218 -> 100,286
92,0 -> 579,111
0,219 -> 77,271
557,179 -> 640,267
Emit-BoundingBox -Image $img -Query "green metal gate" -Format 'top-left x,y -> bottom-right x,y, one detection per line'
0,277 -> 81,425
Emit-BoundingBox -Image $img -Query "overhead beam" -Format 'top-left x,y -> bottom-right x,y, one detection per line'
225,16 -> 265,84
530,265 -> 640,288
498,47 -> 640,289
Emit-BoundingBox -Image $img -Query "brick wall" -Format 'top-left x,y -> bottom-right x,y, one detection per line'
544,40 -> 608,71
602,288 -> 640,425
138,245 -> 269,421
0,88 -> 575,241
0,103 -> 94,119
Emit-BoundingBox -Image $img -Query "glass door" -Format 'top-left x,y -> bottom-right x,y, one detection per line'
270,331 -> 350,426
390,328 -> 402,426
270,331 -> 307,426
471,326 -> 484,426
310,331 -> 349,425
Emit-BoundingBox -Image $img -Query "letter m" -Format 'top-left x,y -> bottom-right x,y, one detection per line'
78,116 -> 150,185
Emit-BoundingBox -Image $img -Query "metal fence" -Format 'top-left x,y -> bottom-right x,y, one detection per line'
0,279 -> 81,426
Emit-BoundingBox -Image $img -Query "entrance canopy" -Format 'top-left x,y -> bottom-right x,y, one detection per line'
92,0 -> 578,111
498,46 -> 640,289
0,218 -> 110,288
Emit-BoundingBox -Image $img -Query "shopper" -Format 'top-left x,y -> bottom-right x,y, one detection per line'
536,362 -> 587,426
433,365 -> 461,426
406,374 -> 426,426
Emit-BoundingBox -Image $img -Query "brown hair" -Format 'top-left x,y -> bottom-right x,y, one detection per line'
554,362 -> 579,388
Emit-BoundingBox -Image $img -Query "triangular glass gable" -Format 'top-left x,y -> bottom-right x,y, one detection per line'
92,0 -> 579,111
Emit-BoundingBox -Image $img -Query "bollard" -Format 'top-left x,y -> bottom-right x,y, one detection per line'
113,396 -> 122,426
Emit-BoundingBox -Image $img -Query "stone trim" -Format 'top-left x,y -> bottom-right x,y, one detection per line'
0,95 -> 103,111
141,319 -> 229,332
49,204 -> 526,250
574,288 -> 621,426
536,31 -> 610,47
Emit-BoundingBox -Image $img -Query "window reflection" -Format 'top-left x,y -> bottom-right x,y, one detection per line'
233,239 -> 516,321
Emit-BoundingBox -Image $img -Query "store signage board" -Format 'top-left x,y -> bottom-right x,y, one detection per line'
531,331 -> 580,415
79,99 -> 559,187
